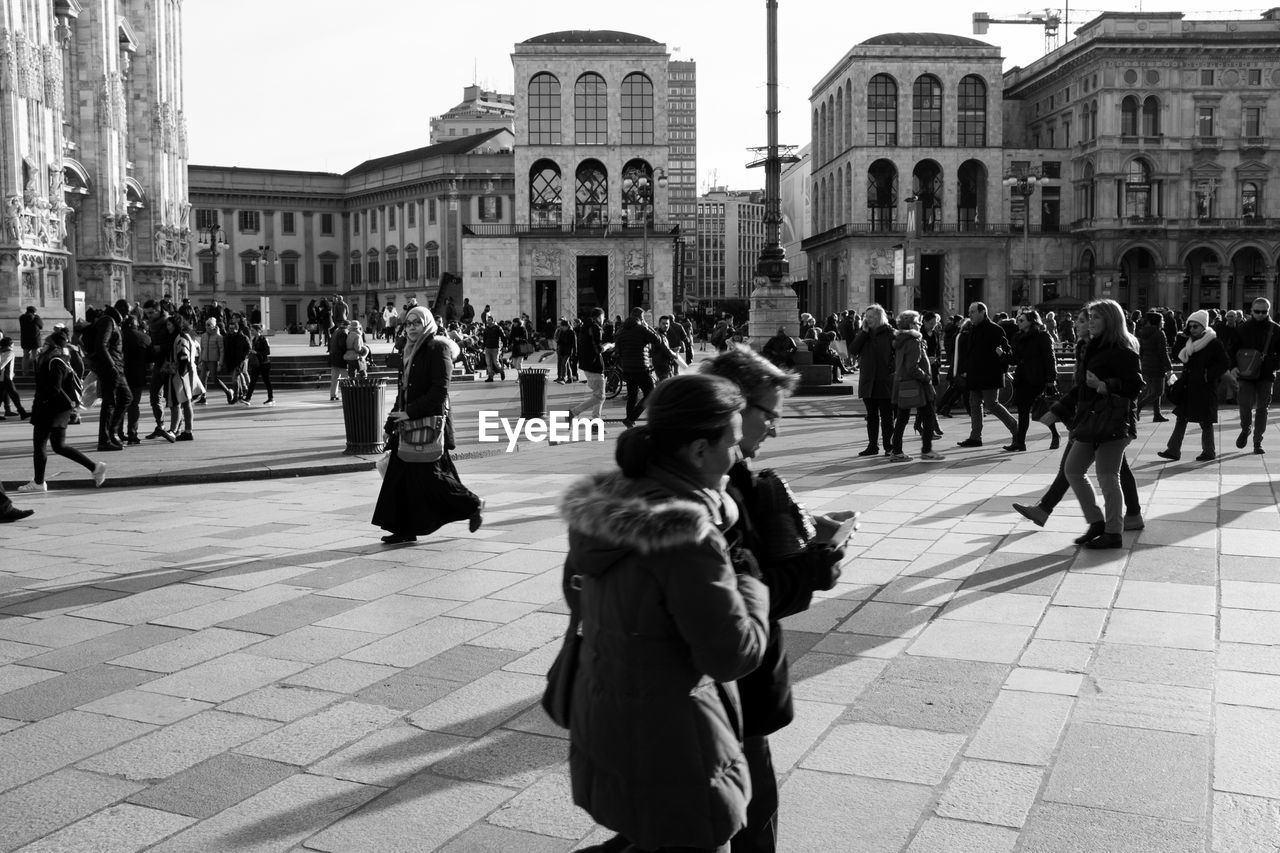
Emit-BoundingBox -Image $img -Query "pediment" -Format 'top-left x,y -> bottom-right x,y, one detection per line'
1237,159 -> 1271,180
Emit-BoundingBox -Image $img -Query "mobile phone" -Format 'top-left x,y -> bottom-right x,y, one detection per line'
822,512 -> 860,547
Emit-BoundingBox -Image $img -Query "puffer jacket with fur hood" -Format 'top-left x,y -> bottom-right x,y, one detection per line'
558,470 -> 770,851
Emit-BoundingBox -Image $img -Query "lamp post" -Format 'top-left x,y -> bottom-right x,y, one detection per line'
198,223 -> 228,308
623,167 -> 667,308
1003,170 -> 1043,307
257,245 -> 277,328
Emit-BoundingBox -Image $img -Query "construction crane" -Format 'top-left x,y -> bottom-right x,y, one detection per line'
973,8 -> 1065,54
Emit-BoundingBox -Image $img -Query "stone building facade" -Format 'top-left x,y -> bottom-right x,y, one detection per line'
803,12 -> 1280,320
460,30 -> 676,328
1,0 -> 189,331
188,130 -> 515,329
696,188 -> 765,300
429,85 -> 515,144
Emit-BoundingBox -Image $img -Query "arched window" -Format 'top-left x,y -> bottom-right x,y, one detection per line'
1120,96 -> 1139,137
844,83 -> 852,150
1122,159 -> 1155,218
867,159 -> 897,230
957,160 -> 986,230
834,166 -> 844,228
819,102 -> 828,163
828,94 -> 836,158
958,75 -> 987,147
1242,181 -> 1260,218
575,159 -> 608,226
845,167 -> 853,223
1142,96 -> 1161,137
621,159 -> 655,227
530,160 -> 562,227
868,74 -> 898,146
1082,162 -> 1096,219
575,73 -> 607,145
812,109 -> 820,158
835,86 -> 844,156
913,160 -> 943,231
621,73 -> 654,144
813,180 -> 822,231
528,73 -> 561,145
912,75 -> 942,146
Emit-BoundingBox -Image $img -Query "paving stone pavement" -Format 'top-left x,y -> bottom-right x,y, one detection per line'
0,405 -> 1278,851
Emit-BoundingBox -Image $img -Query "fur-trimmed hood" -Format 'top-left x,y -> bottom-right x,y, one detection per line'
559,471 -> 719,571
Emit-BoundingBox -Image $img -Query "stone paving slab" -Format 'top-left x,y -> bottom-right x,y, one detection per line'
1,407 -> 1278,850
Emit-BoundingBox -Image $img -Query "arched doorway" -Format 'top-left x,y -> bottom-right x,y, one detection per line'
1118,247 -> 1158,310
1231,247 -> 1269,312
1185,246 -> 1223,310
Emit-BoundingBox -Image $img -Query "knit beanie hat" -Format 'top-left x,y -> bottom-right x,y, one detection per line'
1186,310 -> 1210,329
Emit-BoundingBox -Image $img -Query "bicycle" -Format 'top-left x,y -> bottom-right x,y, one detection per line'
601,347 -> 624,399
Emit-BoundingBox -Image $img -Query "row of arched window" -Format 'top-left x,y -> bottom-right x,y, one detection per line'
346,243 -> 439,284
528,72 -> 654,146
528,157 -> 659,227
814,74 -> 989,163
811,159 -> 990,233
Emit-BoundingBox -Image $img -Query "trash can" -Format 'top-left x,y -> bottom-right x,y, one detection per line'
518,368 -> 548,420
339,377 -> 386,455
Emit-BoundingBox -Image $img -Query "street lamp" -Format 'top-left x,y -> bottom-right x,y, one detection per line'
622,167 -> 668,306
197,222 -> 228,307
1003,170 -> 1044,306
256,245 -> 278,327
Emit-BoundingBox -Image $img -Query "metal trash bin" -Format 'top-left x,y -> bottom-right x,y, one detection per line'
518,369 -> 548,420
339,377 -> 386,455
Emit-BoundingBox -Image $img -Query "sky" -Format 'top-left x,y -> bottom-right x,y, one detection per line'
184,0 -> 1267,189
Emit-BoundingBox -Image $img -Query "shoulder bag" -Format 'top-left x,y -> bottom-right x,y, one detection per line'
541,606 -> 581,729
1032,382 -> 1061,420
1236,325 -> 1276,381
896,379 -> 927,410
1070,392 -> 1130,444
396,399 -> 448,463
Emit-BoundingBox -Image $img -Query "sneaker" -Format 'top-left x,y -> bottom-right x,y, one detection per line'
162,429 -> 176,443
889,452 -> 913,462
146,427 -> 166,440
262,400 -> 275,407
957,438 -> 983,448
238,399 -> 251,407
1123,513 -> 1145,531
1237,429 -> 1251,450
176,432 -> 194,442
92,462 -> 107,488
17,481 -> 46,493
1013,502 -> 1050,527
920,451 -> 947,461
224,389 -> 234,405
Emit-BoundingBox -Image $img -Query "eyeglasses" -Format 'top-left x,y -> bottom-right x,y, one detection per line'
748,402 -> 780,427
1253,310 -> 1269,316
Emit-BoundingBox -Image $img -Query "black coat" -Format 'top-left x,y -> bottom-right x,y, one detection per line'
577,322 -> 603,373
121,327 -> 151,388
1058,338 -> 1143,441
1136,323 -> 1172,377
959,319 -> 1009,391
1172,332 -> 1230,424
849,325 -> 895,399
1010,326 -> 1056,390
1227,318 -> 1280,381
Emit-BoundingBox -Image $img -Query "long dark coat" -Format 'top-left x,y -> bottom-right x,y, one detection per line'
959,319 -> 1010,391
849,324 -> 895,399
1171,332 -> 1229,425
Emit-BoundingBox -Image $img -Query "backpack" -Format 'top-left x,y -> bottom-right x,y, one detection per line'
79,323 -> 99,359
44,355 -> 83,410
711,325 -> 728,346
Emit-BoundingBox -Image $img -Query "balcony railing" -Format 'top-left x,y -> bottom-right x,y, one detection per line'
463,222 -> 678,238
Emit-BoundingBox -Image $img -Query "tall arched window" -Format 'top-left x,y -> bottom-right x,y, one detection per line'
868,74 -> 898,146
812,109 -> 820,159
958,75 -> 987,147
867,159 -> 897,230
913,160 -> 943,230
819,102 -> 828,163
1141,96 -> 1161,136
1082,162 -> 1096,219
845,167 -> 853,223
957,160 -> 986,230
835,165 -> 844,228
1242,181 -> 1260,218
835,86 -> 844,155
575,73 -> 607,145
813,180 -> 822,231
621,73 -> 654,144
1121,159 -> 1155,218
620,159 -> 655,226
575,159 -> 608,226
530,160 -> 562,227
827,95 -> 836,159
1120,96 -> 1139,137
528,73 -> 561,144
912,75 -> 942,146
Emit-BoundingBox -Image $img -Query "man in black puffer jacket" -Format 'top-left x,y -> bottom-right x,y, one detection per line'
611,307 -> 676,427
87,299 -> 132,451
957,301 -> 1017,448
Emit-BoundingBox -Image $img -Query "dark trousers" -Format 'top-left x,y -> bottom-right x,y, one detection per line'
33,424 -> 95,483
935,379 -> 969,415
557,352 -> 574,381
1041,439 -> 1140,515
1238,378 -> 1274,440
126,383 -> 144,438
1166,417 -> 1216,456
1136,372 -> 1167,418
148,365 -> 169,427
892,405 -> 934,454
862,396 -> 894,450
623,370 -> 655,423
246,362 -> 274,401
731,736 -> 778,853
1013,386 -> 1060,444
0,378 -> 25,415
97,373 -> 132,444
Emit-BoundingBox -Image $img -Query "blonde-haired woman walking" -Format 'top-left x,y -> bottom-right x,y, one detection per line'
1057,299 -> 1143,549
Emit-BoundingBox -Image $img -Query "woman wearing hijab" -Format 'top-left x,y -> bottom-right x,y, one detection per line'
372,307 -> 483,544
1157,309 -> 1230,462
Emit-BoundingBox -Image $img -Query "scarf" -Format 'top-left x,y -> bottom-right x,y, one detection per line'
399,306 -> 437,372
1178,326 -> 1217,364
648,458 -> 740,533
